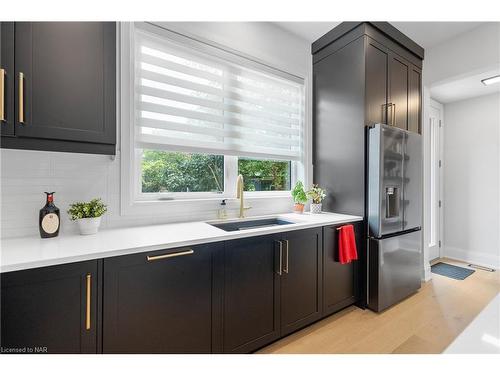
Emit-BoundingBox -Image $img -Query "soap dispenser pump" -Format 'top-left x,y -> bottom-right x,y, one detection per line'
217,199 -> 228,220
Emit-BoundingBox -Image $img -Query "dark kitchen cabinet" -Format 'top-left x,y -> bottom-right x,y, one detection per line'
322,221 -> 363,316
222,228 -> 323,353
1,23 -> 15,136
365,38 -> 389,126
408,65 -> 422,133
222,235 -> 281,353
1,22 -> 116,155
313,36 -> 366,216
388,52 -> 410,131
103,243 -> 221,353
365,36 -> 421,133
0,223 -> 365,355
313,23 -> 423,306
279,227 -> 322,336
0,260 -> 100,354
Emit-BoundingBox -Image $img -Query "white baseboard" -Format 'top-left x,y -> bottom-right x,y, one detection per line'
443,245 -> 500,270
423,263 -> 432,281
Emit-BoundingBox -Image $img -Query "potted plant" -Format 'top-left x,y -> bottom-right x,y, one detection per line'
291,181 -> 308,214
307,184 -> 326,214
68,198 -> 107,235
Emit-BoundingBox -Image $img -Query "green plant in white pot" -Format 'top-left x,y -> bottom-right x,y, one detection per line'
307,184 -> 326,214
68,198 -> 107,235
291,181 -> 308,214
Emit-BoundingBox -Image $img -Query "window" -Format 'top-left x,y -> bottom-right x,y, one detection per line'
238,157 -> 291,192
127,23 -> 305,201
141,150 -> 224,193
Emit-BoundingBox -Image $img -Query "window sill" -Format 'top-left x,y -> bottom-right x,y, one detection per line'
120,193 -> 293,217
134,193 -> 292,204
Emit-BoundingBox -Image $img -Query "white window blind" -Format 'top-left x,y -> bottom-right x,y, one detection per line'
134,27 -> 304,161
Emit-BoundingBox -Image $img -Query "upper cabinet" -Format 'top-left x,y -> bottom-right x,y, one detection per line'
388,52 -> 410,131
408,65 -> 422,134
313,22 -> 424,134
0,22 -> 116,155
364,35 -> 422,133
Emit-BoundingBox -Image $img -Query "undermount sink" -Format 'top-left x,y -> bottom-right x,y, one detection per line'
210,218 -> 295,232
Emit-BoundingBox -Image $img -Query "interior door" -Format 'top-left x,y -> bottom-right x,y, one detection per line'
427,104 -> 442,261
388,52 -> 410,130
14,22 -> 115,144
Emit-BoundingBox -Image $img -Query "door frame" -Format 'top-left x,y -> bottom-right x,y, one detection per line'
423,94 -> 444,279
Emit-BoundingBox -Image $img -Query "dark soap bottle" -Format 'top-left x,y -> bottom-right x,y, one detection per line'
39,192 -> 60,238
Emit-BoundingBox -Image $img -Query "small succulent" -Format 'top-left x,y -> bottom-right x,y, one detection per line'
307,184 -> 326,204
291,181 -> 308,204
68,198 -> 107,220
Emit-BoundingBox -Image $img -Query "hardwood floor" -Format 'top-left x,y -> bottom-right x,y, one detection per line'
258,258 -> 500,354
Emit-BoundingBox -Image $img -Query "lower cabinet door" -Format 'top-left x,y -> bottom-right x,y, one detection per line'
322,221 -> 363,316
0,260 -> 99,353
102,243 -> 219,353
222,235 -> 281,353
280,228 -> 322,336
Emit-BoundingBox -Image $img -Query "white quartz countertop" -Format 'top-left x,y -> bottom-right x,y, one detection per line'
0,212 -> 362,273
444,293 -> 500,354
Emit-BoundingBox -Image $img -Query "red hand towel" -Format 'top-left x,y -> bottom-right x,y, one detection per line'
338,224 -> 358,264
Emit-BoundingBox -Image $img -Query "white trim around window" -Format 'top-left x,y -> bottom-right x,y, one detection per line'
119,22 -> 308,216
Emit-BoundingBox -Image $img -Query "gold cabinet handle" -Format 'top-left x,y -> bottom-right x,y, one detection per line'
386,103 -> 396,126
18,72 -> 24,124
147,249 -> 194,262
391,103 -> 396,126
85,274 -> 91,331
381,103 -> 388,124
275,241 -> 283,276
0,68 -> 5,122
283,240 -> 289,274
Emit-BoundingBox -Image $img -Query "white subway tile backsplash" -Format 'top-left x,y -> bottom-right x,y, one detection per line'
1,148 -> 293,239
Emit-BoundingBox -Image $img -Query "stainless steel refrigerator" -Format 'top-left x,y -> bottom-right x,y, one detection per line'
367,124 -> 422,312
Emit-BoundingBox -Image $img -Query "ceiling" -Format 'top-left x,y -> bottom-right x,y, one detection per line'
430,70 -> 500,103
273,22 -> 483,49
274,21 -> 497,103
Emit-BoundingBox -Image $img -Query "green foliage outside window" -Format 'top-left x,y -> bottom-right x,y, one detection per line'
142,151 -> 224,193
238,158 -> 291,192
141,151 -> 291,194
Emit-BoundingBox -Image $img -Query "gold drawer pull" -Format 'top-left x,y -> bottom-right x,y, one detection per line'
0,68 -> 5,122
147,249 -> 194,262
18,72 -> 24,124
85,274 -> 91,330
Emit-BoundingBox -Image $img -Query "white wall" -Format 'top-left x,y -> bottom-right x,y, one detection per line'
442,93 -> 500,268
158,22 -> 310,78
423,23 -> 500,87
422,22 -> 500,273
0,22 -> 311,239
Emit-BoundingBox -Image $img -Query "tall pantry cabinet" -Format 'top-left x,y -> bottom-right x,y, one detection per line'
312,21 -> 424,216
312,22 -> 424,305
